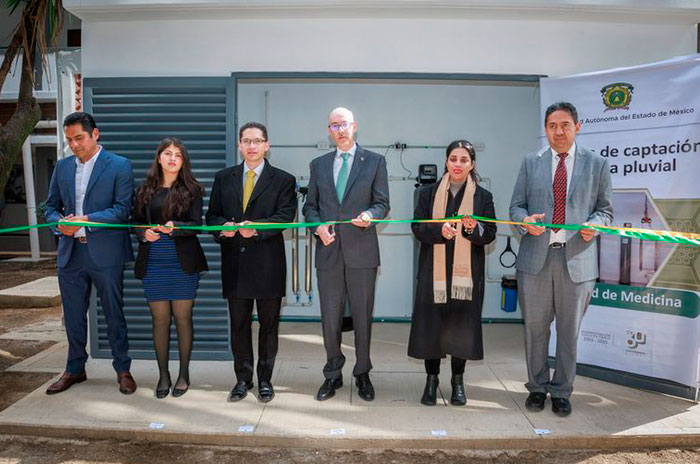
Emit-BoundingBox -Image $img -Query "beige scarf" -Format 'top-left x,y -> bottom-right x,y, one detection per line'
432,173 -> 476,304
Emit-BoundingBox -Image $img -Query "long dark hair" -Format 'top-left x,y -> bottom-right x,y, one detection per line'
135,137 -> 204,220
445,139 -> 480,184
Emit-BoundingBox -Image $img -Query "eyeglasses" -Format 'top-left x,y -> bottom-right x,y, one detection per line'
240,138 -> 266,146
328,121 -> 354,132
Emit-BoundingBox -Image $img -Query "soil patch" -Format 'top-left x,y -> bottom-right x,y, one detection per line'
0,339 -> 58,412
0,339 -> 56,371
0,372 -> 56,411
0,306 -> 62,335
1,436 -> 700,464
0,256 -> 57,290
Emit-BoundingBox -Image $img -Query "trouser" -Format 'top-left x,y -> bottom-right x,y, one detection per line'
317,255 -> 377,380
58,242 -> 130,375
227,297 -> 281,383
518,247 -> 595,399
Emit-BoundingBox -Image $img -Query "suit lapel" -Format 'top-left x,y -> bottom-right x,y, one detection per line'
542,148 -> 554,204
67,158 -> 77,212
322,152 -> 338,206
341,145 -> 366,204
84,151 -> 109,198
231,163 -> 244,209
567,145 -> 586,198
247,160 -> 274,209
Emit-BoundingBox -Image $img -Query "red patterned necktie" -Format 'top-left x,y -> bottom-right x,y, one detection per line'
551,153 -> 568,233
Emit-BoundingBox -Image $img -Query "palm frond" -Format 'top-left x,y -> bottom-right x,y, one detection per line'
4,0 -> 25,15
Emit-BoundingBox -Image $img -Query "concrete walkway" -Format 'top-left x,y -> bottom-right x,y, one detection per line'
2,322 -> 700,449
0,277 -> 60,308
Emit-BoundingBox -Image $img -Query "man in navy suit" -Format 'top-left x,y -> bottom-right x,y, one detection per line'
43,112 -> 137,395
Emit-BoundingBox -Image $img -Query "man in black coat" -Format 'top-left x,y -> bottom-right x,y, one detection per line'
206,122 -> 297,403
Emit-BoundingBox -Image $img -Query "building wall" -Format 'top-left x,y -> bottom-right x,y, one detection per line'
80,18 -> 696,78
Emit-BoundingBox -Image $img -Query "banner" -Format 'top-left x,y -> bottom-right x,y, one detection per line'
540,54 -> 700,390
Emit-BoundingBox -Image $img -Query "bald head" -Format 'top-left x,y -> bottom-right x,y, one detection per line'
327,107 -> 357,151
328,107 -> 355,124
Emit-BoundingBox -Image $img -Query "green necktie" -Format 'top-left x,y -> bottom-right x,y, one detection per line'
242,170 -> 255,212
336,152 -> 350,202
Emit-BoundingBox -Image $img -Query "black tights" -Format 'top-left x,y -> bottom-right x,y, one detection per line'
149,299 -> 194,391
424,357 -> 466,376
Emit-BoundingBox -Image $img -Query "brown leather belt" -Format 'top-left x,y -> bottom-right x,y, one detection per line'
75,236 -> 87,244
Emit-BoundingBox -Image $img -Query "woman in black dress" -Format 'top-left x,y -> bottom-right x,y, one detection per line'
409,140 -> 496,406
132,137 -> 208,398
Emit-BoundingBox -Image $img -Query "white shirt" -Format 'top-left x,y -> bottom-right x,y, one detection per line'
74,146 -> 102,237
550,142 -> 576,244
333,143 -> 357,185
243,160 -> 265,190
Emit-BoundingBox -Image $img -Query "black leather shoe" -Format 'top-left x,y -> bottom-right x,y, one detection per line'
155,375 -> 172,399
316,378 -> 343,401
525,392 -> 547,411
228,380 -> 253,402
258,380 -> 275,403
355,373 -> 375,401
552,397 -> 572,417
341,316 -> 354,332
450,374 -> 466,406
420,374 -> 439,406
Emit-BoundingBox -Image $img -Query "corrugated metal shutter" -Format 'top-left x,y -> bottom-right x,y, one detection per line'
84,77 -> 234,360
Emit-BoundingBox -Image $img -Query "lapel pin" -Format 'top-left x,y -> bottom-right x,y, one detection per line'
361,157 -> 365,161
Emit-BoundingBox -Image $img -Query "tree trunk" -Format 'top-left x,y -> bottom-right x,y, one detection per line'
0,1 -> 42,213
0,26 -> 24,92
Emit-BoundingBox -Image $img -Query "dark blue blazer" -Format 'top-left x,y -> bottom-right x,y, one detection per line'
43,149 -> 135,269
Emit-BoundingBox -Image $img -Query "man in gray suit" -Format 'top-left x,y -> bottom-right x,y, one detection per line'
303,107 -> 390,402
510,102 -> 612,417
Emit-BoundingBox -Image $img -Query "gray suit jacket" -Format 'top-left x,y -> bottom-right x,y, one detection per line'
509,144 -> 613,283
302,145 -> 390,270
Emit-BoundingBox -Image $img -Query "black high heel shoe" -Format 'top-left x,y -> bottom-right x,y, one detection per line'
155,375 -> 172,399
172,378 -> 189,398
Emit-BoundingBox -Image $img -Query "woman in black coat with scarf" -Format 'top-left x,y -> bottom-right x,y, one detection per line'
409,140 -> 496,406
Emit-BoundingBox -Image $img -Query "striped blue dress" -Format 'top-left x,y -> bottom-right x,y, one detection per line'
143,234 -> 199,301
142,188 -> 200,302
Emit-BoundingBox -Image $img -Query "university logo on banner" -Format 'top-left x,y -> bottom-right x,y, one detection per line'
601,82 -> 634,111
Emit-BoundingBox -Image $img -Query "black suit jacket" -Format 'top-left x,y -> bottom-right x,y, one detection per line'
132,189 -> 208,279
206,160 -> 297,299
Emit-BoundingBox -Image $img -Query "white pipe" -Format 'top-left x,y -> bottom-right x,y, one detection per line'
35,120 -> 57,129
21,138 -> 40,260
264,90 -> 270,128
